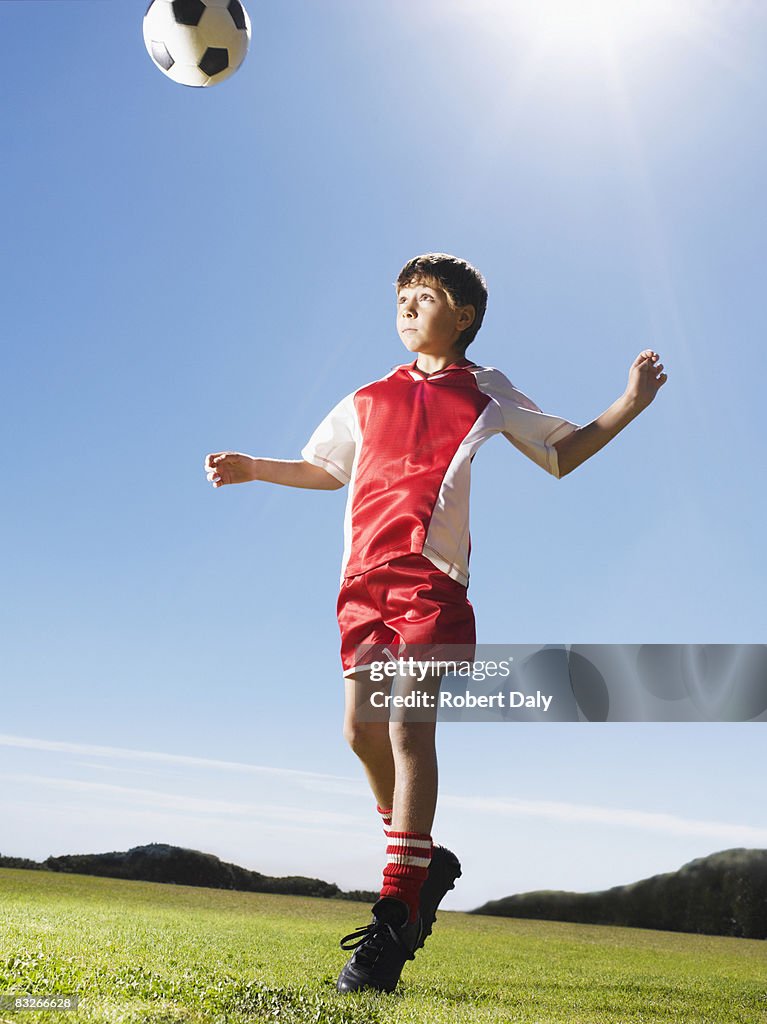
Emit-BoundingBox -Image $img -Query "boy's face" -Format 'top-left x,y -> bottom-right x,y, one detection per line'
396,280 -> 475,359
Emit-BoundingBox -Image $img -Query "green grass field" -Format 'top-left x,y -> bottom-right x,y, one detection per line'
1,868 -> 765,1024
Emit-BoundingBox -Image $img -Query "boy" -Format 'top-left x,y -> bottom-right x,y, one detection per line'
204,253 -> 667,993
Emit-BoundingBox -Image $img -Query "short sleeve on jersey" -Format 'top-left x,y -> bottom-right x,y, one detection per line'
301,393 -> 358,485
475,369 -> 579,478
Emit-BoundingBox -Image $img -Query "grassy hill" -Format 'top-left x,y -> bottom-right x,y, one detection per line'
473,848 -> 767,939
0,842 -> 378,903
2,867 -> 766,1024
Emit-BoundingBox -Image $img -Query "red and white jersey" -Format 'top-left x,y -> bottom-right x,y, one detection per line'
302,360 -> 579,586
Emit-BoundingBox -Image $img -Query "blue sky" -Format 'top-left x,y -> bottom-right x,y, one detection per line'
1,0 -> 766,910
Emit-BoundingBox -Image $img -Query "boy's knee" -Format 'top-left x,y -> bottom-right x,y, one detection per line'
343,718 -> 389,756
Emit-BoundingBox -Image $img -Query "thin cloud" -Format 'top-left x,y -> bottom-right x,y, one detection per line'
443,794 -> 767,844
5,733 -> 765,845
0,772 -> 363,827
0,733 -> 357,784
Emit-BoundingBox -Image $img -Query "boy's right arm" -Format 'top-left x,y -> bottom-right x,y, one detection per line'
204,452 -> 344,490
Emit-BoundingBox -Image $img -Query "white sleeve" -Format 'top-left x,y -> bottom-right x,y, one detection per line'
478,369 -> 579,478
301,392 -> 358,485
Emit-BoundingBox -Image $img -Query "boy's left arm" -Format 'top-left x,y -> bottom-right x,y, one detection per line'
553,349 -> 667,478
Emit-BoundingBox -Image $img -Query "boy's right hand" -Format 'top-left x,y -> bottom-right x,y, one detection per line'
204,452 -> 257,488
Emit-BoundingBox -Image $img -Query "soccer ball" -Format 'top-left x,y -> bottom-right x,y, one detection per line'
143,0 -> 251,88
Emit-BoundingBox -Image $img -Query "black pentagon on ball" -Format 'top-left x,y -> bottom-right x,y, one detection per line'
172,0 -> 205,26
150,40 -> 175,71
199,47 -> 229,77
227,0 -> 246,30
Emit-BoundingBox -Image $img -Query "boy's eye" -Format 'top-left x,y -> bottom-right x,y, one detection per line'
419,294 -> 433,302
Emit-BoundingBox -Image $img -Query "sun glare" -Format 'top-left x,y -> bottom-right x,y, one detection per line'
472,0 -> 699,55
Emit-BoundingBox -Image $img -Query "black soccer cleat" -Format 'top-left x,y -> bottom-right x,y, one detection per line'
416,845 -> 461,949
336,896 -> 423,993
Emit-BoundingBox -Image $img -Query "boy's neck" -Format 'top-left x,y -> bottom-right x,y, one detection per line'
413,351 -> 471,376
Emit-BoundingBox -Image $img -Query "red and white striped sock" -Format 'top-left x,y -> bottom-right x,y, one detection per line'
380,830 -> 433,923
376,804 -> 393,837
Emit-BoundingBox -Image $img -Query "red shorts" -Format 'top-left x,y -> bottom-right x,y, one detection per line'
337,554 -> 476,677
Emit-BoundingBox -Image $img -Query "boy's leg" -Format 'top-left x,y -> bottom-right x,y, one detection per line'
343,671 -> 438,914
337,672 -> 439,994
342,671 -> 440,833
378,671 -> 441,917
387,676 -> 462,948
338,669 -> 464,992
388,699 -> 439,834
342,673 -> 395,811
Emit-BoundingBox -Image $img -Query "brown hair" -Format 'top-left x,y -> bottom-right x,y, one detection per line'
396,253 -> 488,351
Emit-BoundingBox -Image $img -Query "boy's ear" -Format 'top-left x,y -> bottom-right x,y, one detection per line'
458,304 -> 476,330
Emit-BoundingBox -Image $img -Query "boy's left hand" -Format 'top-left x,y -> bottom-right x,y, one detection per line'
625,350 -> 667,412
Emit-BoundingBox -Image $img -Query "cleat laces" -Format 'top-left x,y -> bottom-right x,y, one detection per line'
339,920 -> 416,967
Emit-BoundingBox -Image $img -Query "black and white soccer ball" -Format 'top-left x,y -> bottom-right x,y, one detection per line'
143,0 -> 251,88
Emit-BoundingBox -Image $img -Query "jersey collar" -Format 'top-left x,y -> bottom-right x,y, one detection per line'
405,358 -> 477,381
